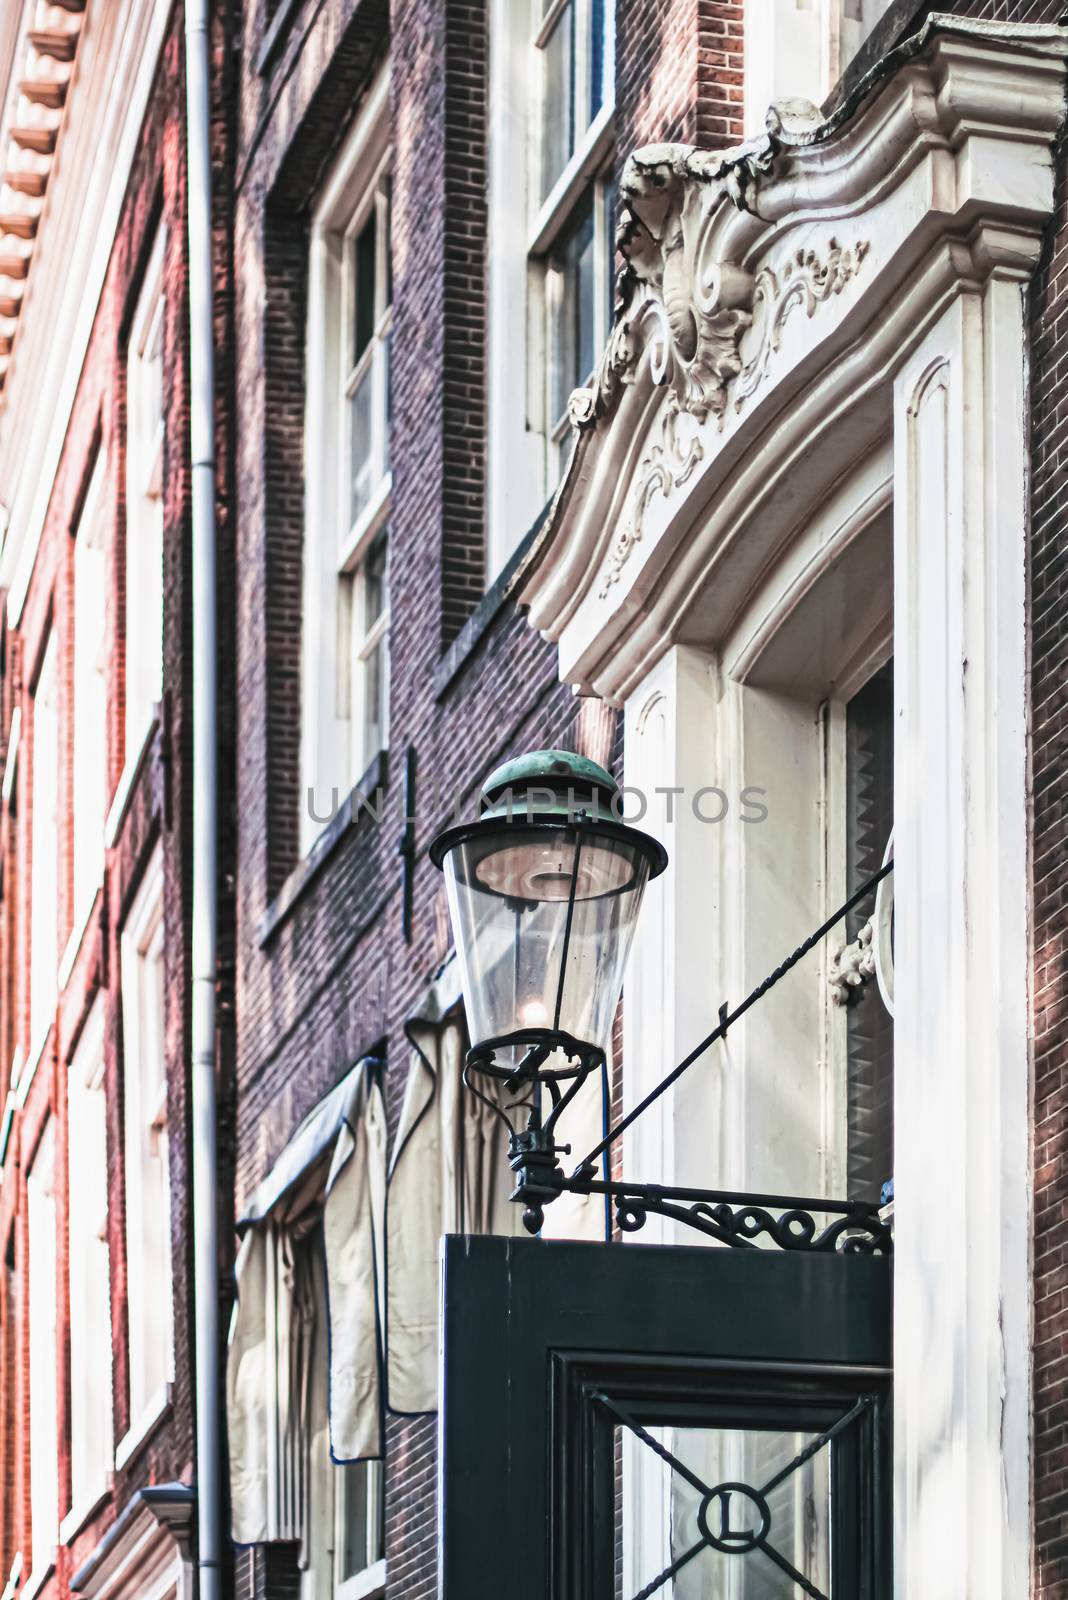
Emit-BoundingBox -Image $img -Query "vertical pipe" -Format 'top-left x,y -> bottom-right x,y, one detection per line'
183,3 -> 222,1598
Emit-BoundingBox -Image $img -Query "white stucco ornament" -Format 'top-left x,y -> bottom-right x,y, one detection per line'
517,24 -> 1067,1595
516,14 -> 1068,707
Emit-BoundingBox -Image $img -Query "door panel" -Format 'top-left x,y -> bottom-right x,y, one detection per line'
439,1235 -> 891,1600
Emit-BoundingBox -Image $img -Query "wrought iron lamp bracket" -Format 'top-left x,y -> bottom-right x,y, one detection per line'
462,1041 -> 891,1253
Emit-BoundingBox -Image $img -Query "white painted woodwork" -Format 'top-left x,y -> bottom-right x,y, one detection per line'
517,20 -> 1065,1595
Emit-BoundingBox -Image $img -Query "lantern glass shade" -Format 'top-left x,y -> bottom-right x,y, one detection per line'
440,822 -> 653,1066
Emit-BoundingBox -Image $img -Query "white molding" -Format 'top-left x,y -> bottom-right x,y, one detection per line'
1,704 -> 19,802
335,1558 -> 386,1600
515,19 -> 1064,1597
104,709 -> 158,850
59,1485 -> 111,1550
518,19 -> 1068,706
891,279 -> 1031,1596
302,67 -> 391,855
113,1383 -> 172,1473
70,1490 -> 190,1600
59,881 -> 103,992
21,1562 -> 55,1600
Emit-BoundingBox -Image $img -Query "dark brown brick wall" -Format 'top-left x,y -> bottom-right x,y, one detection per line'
1024,27 -> 1068,1600
616,0 -> 745,155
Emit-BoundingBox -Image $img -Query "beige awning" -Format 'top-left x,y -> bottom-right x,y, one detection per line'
227,1058 -> 386,1544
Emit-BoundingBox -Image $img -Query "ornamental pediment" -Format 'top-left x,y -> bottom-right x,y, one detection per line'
516,16 -> 1068,703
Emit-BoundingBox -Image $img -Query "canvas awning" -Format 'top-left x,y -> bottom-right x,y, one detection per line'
227,1057 -> 386,1545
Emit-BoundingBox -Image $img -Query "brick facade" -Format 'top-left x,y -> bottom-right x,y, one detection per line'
2,2 -> 1068,1600
0,3 -> 238,1595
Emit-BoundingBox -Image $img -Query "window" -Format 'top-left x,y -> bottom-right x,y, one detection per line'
535,0 -> 609,203
303,65 -> 391,851
27,1122 -> 57,1583
125,229 -> 164,760
120,847 -> 173,1436
743,0 -> 894,140
66,999 -> 112,1522
72,455 -> 108,933
544,179 -> 616,477
485,1 -> 616,576
343,183 -> 391,542
533,0 -> 615,480
30,636 -> 58,1058
334,1461 -> 385,1600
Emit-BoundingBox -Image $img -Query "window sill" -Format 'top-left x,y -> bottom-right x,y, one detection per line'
59,1484 -> 111,1548
21,1561 -> 54,1600
435,508 -> 549,701
336,1560 -> 386,1600
59,881 -> 103,992
114,1383 -> 172,1472
105,711 -> 159,849
528,102 -> 615,256
258,751 -> 388,946
17,1023 -> 51,1108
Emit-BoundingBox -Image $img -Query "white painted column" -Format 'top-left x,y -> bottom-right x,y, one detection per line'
621,644 -> 724,1593
892,278 -> 1031,1597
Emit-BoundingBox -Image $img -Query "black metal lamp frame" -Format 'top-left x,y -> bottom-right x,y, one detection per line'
462,859 -> 895,1256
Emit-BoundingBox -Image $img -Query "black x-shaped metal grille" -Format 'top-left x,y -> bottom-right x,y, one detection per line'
597,1389 -> 878,1600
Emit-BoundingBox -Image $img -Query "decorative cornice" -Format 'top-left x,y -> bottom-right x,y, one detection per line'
515,16 -> 1068,704
0,2 -> 87,396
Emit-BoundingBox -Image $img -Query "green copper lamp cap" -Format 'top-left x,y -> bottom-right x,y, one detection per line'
480,749 -> 618,821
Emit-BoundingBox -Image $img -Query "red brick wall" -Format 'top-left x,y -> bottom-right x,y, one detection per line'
0,4 -> 239,1594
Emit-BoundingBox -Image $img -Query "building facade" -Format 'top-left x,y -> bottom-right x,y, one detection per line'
0,2 -> 1066,1600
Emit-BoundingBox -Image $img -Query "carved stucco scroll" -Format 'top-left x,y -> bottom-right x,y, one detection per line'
569,135 -> 870,597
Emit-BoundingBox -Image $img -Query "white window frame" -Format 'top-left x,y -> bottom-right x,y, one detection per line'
119,845 -> 173,1452
63,996 -> 113,1538
27,1121 -> 57,1589
486,0 -> 616,579
742,0 -> 894,139
124,227 -> 164,771
302,62 -> 391,855
333,1463 -> 386,1600
29,636 -> 58,1067
69,453 -> 109,966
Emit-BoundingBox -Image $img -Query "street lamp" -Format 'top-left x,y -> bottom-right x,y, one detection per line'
430,750 -> 667,1230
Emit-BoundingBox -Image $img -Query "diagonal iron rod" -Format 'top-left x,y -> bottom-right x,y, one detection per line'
575,858 -> 893,1178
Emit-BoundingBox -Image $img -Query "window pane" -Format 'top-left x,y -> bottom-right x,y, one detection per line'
551,197 -> 596,425
364,532 -> 388,631
337,1461 -> 384,1579
589,0 -> 606,123
621,1424 -> 832,1600
845,657 -> 894,1199
383,180 -> 393,309
541,2 -> 575,200
603,178 -> 617,316
365,635 -> 387,761
354,214 -> 378,365
349,360 -> 376,526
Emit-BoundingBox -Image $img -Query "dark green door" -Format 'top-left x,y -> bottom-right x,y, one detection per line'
439,1234 -> 891,1600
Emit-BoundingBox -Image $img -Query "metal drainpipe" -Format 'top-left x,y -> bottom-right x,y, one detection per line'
184,4 -> 222,1600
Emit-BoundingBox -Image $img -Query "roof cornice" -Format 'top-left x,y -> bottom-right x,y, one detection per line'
0,0 -> 87,394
